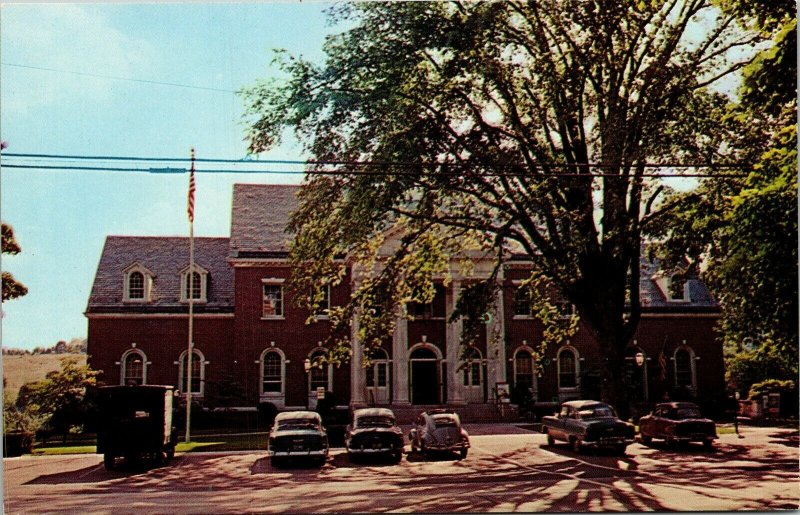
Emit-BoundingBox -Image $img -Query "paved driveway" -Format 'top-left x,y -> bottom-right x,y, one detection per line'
3,425 -> 798,513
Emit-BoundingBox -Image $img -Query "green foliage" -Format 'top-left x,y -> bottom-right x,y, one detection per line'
14,357 -> 99,441
243,1 -> 762,406
727,342 -> 798,398
2,222 -> 28,301
747,379 -> 796,400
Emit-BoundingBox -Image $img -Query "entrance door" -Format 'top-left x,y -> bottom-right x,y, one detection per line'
410,347 -> 440,405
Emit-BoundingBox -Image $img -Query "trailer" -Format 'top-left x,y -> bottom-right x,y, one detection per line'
96,385 -> 177,470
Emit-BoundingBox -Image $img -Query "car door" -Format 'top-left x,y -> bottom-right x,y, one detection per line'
552,405 -> 569,440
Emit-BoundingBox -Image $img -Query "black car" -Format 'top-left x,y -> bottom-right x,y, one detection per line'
408,409 -> 470,460
542,400 -> 635,455
639,402 -> 717,449
268,411 -> 329,467
345,408 -> 404,463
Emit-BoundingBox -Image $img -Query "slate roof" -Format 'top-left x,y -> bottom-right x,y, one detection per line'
229,184 -> 300,257
86,236 -> 233,314
639,256 -> 718,311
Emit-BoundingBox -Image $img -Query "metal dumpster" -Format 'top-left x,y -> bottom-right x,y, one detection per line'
96,385 -> 177,470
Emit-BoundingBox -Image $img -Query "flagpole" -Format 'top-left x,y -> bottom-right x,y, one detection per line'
186,148 -> 196,444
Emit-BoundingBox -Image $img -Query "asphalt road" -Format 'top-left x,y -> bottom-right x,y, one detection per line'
3,425 -> 798,513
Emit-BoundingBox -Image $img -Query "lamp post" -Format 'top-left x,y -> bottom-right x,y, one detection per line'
304,359 -> 311,409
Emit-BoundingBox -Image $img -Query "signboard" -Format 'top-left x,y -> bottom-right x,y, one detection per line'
495,382 -> 510,403
316,387 -> 326,400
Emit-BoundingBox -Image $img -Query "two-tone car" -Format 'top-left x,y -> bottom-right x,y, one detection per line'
542,400 -> 635,455
638,402 -> 717,449
345,408 -> 405,463
268,411 -> 329,467
408,409 -> 470,460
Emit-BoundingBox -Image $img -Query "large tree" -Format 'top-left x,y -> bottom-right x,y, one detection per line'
2,222 -> 29,302
243,1 -> 760,408
646,0 -> 797,396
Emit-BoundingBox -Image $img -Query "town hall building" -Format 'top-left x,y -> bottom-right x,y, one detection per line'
86,184 -> 726,418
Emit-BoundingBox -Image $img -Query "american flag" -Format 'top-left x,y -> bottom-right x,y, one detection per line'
187,148 -> 196,222
658,338 -> 668,381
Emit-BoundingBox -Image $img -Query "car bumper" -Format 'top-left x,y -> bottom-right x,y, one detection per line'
674,435 -> 717,443
582,437 -> 635,448
425,443 -> 470,451
347,446 -> 402,454
269,449 -> 328,457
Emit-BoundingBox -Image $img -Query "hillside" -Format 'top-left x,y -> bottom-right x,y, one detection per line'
2,354 -> 87,401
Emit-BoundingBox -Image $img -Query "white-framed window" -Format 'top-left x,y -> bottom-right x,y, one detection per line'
178,349 -> 206,395
262,279 -> 285,318
260,348 -> 285,395
555,299 -> 576,317
667,275 -> 690,302
180,265 -> 208,303
123,264 -> 153,302
673,346 -> 696,390
462,347 -> 483,387
512,285 -> 534,317
308,348 -> 332,393
366,348 -> 389,388
557,346 -> 579,390
120,349 -> 148,385
312,285 -> 331,318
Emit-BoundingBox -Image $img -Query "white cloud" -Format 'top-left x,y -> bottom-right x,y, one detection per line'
1,4 -> 156,114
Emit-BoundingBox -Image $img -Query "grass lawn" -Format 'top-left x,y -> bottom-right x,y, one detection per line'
30,432 -> 270,455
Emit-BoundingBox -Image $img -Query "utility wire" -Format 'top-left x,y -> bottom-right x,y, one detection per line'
1,62 -> 236,94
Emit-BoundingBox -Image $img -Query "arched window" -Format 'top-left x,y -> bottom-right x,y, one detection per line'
178,349 -> 205,395
557,347 -> 579,389
123,264 -> 152,302
674,347 -> 695,389
185,272 -> 202,300
128,272 -> 145,299
308,349 -> 331,393
180,265 -> 208,303
514,348 -> 535,392
120,349 -> 147,385
261,350 -> 284,394
462,348 -> 482,387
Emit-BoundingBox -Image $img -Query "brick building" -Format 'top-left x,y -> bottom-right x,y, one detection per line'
86,184 -> 725,417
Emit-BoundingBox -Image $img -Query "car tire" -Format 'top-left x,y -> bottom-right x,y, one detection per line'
546,430 -> 555,447
703,440 -> 714,451
614,444 -> 627,456
641,434 -> 652,445
392,450 -> 403,464
103,452 -> 115,471
571,438 -> 582,454
459,448 -> 468,460
271,457 -> 284,469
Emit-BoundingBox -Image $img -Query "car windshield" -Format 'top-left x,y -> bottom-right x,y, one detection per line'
578,406 -> 616,419
277,420 -> 318,430
356,416 -> 394,428
674,408 -> 702,419
431,415 -> 458,428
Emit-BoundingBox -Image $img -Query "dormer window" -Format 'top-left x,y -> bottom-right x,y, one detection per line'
180,265 -> 208,303
654,273 -> 691,303
123,264 -> 153,302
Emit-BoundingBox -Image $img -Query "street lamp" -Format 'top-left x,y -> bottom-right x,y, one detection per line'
635,352 -> 645,367
304,359 -> 311,409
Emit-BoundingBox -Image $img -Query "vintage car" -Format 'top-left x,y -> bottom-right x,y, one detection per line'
408,409 -> 470,460
542,400 -> 635,455
638,402 -> 717,449
96,385 -> 177,470
345,408 -> 405,463
268,411 -> 329,467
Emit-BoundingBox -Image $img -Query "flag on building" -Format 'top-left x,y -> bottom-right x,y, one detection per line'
187,148 -> 196,222
658,340 -> 668,382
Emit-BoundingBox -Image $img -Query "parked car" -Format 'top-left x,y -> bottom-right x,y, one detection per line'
268,411 -> 329,467
96,385 -> 177,470
345,408 -> 404,463
542,400 -> 635,455
408,409 -> 470,460
639,402 -> 717,449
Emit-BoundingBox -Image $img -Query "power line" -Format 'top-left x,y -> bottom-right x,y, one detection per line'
0,62 -> 236,94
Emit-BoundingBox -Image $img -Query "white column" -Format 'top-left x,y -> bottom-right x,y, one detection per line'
487,273 -> 507,401
350,307 -> 366,408
446,280 -> 466,405
392,314 -> 410,405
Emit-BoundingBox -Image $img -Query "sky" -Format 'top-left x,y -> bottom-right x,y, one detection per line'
1,2 -> 336,349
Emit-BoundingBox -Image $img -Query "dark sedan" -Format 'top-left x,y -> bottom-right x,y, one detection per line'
639,402 -> 717,449
345,408 -> 404,463
542,400 -> 635,455
408,409 -> 470,460
268,411 -> 329,467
